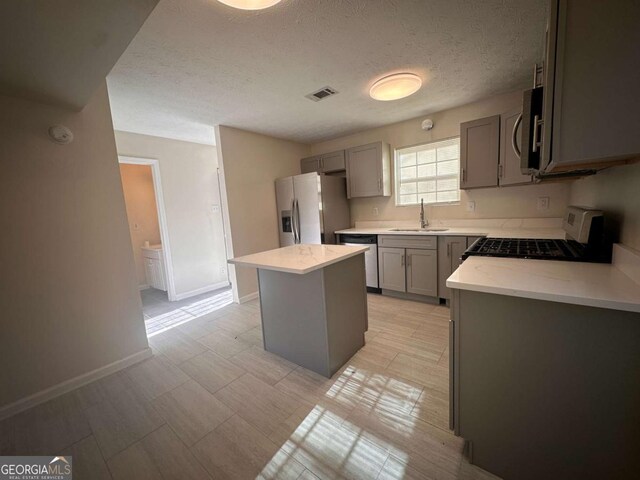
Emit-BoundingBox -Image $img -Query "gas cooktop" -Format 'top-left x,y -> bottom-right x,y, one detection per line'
463,237 -> 587,261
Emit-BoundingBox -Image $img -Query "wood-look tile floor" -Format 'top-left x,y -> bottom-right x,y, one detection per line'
0,294 -> 500,480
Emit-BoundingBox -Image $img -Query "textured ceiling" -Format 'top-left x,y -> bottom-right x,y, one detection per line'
0,0 -> 158,109
108,0 -> 547,145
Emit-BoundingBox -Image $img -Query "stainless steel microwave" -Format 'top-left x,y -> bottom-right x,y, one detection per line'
518,86 -> 544,175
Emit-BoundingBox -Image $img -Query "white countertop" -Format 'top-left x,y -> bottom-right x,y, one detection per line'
447,244 -> 640,313
336,226 -> 566,239
228,244 -> 369,275
337,217 -> 566,239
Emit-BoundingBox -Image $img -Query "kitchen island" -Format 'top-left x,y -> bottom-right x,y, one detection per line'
228,244 -> 369,377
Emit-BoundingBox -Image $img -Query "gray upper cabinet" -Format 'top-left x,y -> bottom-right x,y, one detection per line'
499,109 -> 533,186
378,247 -> 406,292
320,150 -> 345,173
460,115 -> 500,189
345,141 -> 391,198
541,0 -> 640,173
438,236 -> 471,300
301,156 -> 321,174
301,151 -> 346,174
406,249 -> 438,297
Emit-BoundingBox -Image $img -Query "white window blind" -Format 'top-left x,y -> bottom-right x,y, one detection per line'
395,137 -> 461,206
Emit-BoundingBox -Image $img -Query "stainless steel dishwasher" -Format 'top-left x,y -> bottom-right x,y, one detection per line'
339,234 -> 380,293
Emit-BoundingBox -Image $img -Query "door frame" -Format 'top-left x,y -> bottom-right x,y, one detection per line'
118,155 -> 178,301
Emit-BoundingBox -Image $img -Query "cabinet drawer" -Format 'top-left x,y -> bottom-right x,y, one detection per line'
378,235 -> 437,250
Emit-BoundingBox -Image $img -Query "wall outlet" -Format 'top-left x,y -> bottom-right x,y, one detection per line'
133,222 -> 141,231
466,201 -> 476,213
372,207 -> 379,216
219,267 -> 226,275
537,196 -> 550,211
212,204 -> 221,213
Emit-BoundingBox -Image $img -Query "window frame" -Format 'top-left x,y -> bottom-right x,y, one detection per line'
394,136 -> 462,207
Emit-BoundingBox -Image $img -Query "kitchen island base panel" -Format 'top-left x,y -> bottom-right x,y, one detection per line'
258,254 -> 367,378
452,289 -> 640,480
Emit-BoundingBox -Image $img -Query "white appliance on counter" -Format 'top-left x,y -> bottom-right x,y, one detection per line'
275,172 -> 350,246
141,244 -> 167,291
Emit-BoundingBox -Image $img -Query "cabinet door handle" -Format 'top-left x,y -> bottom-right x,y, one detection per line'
401,254 -> 405,266
498,164 -> 503,178
532,115 -> 543,153
447,243 -> 451,257
460,168 -> 466,183
407,254 -> 412,266
512,113 -> 522,158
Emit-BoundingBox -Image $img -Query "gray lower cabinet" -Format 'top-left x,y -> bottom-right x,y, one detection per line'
451,289 -> 640,479
378,235 -> 438,298
460,115 -> 500,189
378,247 -> 406,292
406,249 -> 438,296
438,236 -> 476,300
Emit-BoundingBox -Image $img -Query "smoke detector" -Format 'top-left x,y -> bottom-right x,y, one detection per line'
421,119 -> 434,131
305,86 -> 339,102
48,125 -> 74,144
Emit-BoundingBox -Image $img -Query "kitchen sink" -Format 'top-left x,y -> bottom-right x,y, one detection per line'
389,228 -> 449,232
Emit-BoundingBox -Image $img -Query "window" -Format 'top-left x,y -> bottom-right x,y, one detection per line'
395,137 -> 461,206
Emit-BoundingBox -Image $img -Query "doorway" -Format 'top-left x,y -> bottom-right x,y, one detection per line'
118,156 -> 177,304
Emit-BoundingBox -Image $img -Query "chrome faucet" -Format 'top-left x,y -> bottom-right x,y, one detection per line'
420,198 -> 428,228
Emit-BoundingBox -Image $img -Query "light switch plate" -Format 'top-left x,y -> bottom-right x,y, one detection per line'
537,196 -> 550,211
372,207 -> 379,216
466,201 -> 476,213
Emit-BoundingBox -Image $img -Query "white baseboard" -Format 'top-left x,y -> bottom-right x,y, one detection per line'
139,284 -> 150,291
173,281 -> 230,301
238,291 -> 259,304
0,348 -> 153,421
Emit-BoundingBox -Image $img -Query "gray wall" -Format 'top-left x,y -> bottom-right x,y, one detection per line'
570,162 -> 640,250
0,83 -> 149,409
115,131 -> 229,297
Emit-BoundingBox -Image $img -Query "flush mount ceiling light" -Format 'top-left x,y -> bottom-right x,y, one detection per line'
369,73 -> 422,101
217,0 -> 283,9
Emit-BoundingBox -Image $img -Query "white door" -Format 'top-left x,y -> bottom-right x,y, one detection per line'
275,177 -> 295,247
293,173 -> 322,244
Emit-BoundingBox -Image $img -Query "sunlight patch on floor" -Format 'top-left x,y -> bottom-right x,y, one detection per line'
260,363 -> 418,479
145,289 -> 233,337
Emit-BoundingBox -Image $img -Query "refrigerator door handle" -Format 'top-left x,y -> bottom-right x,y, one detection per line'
294,199 -> 301,244
291,199 -> 298,244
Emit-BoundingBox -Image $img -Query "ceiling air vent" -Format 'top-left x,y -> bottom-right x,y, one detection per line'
305,86 -> 339,102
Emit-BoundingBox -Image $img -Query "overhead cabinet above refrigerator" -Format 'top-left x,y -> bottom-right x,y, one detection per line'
275,173 -> 350,247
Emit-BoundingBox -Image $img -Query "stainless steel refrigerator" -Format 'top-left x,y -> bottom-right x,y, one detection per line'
275,172 -> 350,246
